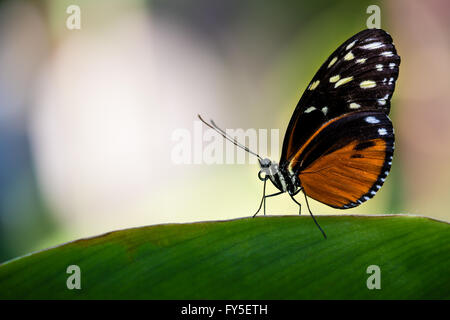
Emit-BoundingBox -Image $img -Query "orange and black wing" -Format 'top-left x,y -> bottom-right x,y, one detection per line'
288,111 -> 394,209
281,29 -> 400,163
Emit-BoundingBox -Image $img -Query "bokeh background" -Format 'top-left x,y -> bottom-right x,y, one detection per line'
0,0 -> 449,263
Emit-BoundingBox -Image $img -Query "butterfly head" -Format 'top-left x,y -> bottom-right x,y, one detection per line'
258,158 -> 276,180
258,158 -> 296,194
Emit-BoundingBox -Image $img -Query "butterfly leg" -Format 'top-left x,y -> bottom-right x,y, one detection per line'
263,188 -> 266,216
253,179 -> 283,217
263,191 -> 284,214
253,178 -> 267,217
291,188 -> 303,215
289,192 -> 327,239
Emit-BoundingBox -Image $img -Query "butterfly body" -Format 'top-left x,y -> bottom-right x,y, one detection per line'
198,28 -> 400,237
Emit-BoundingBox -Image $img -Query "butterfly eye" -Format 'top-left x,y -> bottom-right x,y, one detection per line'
258,170 -> 268,181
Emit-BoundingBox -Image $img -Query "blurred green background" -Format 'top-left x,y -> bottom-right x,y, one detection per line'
0,0 -> 449,263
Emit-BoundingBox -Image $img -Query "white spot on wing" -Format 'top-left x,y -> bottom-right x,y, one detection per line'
376,64 -> 383,71
360,80 -> 376,88
349,103 -> 361,109
321,107 -> 328,115
309,80 -> 320,90
356,58 -> 367,64
362,42 -> 384,50
346,40 -> 356,50
334,76 -> 353,88
344,51 -> 354,60
378,93 -> 389,106
365,116 -> 380,124
381,51 -> 394,57
304,106 -> 316,113
378,128 -> 388,135
329,75 -> 340,83
328,57 -> 337,68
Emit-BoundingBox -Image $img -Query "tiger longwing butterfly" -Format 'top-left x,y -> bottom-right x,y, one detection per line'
199,28 -> 400,238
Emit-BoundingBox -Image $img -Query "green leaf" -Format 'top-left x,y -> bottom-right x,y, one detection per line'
0,215 -> 449,299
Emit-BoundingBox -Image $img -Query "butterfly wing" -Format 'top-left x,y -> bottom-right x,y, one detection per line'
288,111 -> 394,209
281,29 -> 400,162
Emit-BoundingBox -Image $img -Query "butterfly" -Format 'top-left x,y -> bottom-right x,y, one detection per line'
199,28 -> 400,238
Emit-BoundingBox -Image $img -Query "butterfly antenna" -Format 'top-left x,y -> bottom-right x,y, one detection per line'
302,191 -> 327,239
197,114 -> 263,161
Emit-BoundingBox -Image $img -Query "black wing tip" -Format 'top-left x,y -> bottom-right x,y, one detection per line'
358,28 -> 392,37
347,28 -> 395,48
